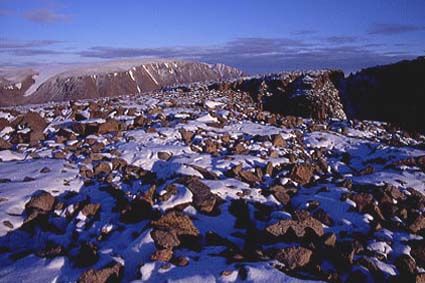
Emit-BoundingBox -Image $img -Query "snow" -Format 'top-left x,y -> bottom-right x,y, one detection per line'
0,158 -> 83,236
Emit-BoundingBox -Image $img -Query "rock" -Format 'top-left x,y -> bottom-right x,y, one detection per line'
93,161 -> 111,176
151,248 -> 173,262
239,170 -> 261,185
410,241 -> 425,268
151,211 -> 200,249
0,138 -> 12,150
272,134 -> 287,147
289,163 -> 314,185
81,203 -> 101,217
25,191 -> 55,213
78,262 -> 122,283
0,118 -> 9,131
266,216 -> 324,239
350,193 -> 374,212
171,256 -> 189,267
188,165 -> 219,180
270,186 -> 291,205
151,229 -> 181,249
39,167 -> 51,173
133,115 -> 147,127
36,244 -> 64,258
179,128 -> 194,144
204,139 -> 219,153
408,214 -> 425,234
395,254 -> 416,275
158,184 -> 178,202
322,232 -> 337,248
120,195 -> 157,224
179,176 -> 218,214
313,208 -> 334,226
98,119 -> 120,134
157,151 -> 172,161
274,246 -> 312,270
12,111 -> 47,132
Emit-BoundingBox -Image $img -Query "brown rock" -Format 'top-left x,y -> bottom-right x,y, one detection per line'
179,129 -> 194,144
272,134 -> 287,147
158,184 -> 178,202
350,193 -> 374,212
151,211 -> 200,249
322,233 -> 337,247
93,161 -> 111,176
151,249 -> 173,262
81,203 -> 101,217
0,138 -> 12,150
265,161 -> 274,176
266,216 -> 324,239
98,119 -> 120,135
12,111 -> 47,132
204,139 -> 218,153
239,170 -> 261,185
270,186 -> 291,205
408,215 -> 425,234
25,191 -> 55,213
78,262 -> 122,283
289,163 -> 314,185
179,176 -> 218,214
0,118 -> 9,131
274,247 -> 312,270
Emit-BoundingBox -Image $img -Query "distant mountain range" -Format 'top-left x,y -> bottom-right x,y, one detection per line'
0,59 -> 244,106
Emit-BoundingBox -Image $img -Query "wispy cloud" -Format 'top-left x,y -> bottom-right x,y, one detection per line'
0,38 -> 65,56
368,23 -> 425,35
291,30 -> 319,35
0,39 -> 63,49
323,36 -> 358,44
23,8 -> 71,23
76,37 -> 418,74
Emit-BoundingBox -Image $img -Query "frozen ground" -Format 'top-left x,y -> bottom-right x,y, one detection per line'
0,89 -> 425,282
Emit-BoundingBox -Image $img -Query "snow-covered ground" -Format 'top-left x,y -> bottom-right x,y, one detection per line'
0,89 -> 425,282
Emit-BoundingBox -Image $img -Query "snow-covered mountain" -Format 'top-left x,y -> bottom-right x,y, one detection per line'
0,59 -> 244,106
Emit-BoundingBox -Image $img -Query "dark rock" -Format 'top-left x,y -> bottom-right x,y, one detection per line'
157,151 -> 172,161
179,176 -> 218,214
274,246 -> 313,270
73,242 -> 99,267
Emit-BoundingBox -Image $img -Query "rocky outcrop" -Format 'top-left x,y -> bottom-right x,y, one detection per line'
208,69 -> 347,120
0,59 -> 244,106
343,56 -> 425,131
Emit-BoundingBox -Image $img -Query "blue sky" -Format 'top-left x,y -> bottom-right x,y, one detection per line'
1,0 -> 424,74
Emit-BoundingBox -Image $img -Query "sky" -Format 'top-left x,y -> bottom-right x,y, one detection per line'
1,0 -> 424,74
